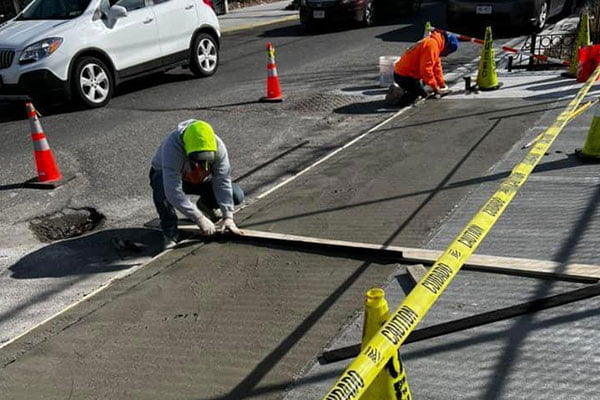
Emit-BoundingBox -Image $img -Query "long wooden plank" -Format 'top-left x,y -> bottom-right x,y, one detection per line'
237,229 -> 600,282
406,264 -> 428,285
319,283 -> 600,364
143,220 -> 600,282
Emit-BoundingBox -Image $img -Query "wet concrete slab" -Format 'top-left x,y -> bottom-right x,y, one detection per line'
283,86 -> 600,398
0,97 -> 568,399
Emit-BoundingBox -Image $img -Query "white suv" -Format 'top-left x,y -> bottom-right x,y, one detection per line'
0,0 -> 220,107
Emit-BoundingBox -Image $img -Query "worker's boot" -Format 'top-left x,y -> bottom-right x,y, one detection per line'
196,198 -> 223,222
163,234 -> 178,250
385,83 -> 405,106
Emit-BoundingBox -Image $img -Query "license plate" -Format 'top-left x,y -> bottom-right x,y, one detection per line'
476,5 -> 492,14
313,10 -> 325,18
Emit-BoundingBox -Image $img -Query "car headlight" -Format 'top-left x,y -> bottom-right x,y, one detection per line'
19,37 -> 63,64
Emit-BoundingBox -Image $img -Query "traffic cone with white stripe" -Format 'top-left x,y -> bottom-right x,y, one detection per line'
260,42 -> 283,102
576,103 -> 600,162
362,288 -> 412,400
24,102 -> 69,188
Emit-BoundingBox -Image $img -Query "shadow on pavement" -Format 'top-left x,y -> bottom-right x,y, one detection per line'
0,71 -> 195,122
333,99 -> 396,114
9,228 -> 163,279
114,70 -> 194,97
0,101 -> 27,123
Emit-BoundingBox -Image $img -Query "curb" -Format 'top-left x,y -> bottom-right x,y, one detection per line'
221,14 -> 299,33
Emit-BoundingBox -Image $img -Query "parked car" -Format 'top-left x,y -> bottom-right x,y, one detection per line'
299,0 -> 420,30
0,0 -> 220,108
446,0 -> 574,31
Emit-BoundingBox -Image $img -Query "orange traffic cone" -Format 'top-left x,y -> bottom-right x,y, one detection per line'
260,42 -> 283,102
24,102 -> 69,188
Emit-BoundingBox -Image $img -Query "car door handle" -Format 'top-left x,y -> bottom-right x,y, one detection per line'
185,4 -> 194,9
143,17 -> 153,24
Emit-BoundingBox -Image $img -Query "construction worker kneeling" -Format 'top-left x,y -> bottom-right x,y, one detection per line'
150,120 -> 244,249
390,29 -> 459,106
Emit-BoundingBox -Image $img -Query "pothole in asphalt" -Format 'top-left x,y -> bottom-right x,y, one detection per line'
29,207 -> 105,242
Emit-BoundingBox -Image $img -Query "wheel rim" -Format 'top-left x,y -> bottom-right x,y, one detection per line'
365,1 -> 374,25
538,2 -> 548,28
79,63 -> 109,104
196,38 -> 217,73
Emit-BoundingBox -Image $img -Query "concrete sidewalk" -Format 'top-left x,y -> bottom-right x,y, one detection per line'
284,71 -> 600,399
219,0 -> 299,33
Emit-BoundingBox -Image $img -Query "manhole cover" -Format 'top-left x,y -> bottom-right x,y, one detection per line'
30,207 -> 105,242
287,93 -> 366,113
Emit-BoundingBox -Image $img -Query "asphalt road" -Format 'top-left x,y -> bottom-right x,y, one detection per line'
0,0 -> 541,359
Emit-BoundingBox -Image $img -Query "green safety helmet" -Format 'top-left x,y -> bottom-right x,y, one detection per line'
182,120 -> 217,163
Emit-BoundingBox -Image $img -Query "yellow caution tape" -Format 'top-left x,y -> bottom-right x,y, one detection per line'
522,99 -> 597,149
321,65 -> 600,400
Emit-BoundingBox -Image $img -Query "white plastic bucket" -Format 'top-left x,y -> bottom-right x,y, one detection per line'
379,55 -> 399,87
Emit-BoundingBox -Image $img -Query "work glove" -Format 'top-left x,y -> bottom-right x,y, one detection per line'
220,217 -> 240,235
438,86 -> 449,94
197,215 -> 216,236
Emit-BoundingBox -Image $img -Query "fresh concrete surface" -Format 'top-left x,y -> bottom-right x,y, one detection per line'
0,1 -> 482,347
0,94 -> 574,399
284,78 -> 600,398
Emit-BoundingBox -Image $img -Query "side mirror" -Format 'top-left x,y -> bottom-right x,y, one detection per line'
105,5 -> 128,20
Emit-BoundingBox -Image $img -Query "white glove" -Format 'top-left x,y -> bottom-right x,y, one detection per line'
438,86 -> 449,93
197,215 -> 216,236
220,217 -> 240,235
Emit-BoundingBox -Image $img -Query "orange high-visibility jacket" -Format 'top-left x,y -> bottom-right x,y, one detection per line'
394,31 -> 446,91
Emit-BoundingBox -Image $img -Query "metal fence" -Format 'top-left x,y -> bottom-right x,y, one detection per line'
509,32 -> 576,70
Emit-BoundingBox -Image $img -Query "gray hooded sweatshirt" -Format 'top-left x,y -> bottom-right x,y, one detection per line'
151,120 -> 234,223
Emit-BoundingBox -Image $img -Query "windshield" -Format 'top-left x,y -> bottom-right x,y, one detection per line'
17,0 -> 92,20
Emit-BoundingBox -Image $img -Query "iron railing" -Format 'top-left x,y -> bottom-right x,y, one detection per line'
509,33 -> 577,70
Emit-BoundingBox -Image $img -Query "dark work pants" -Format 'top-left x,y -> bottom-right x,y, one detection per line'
149,168 -> 244,240
393,73 -> 428,104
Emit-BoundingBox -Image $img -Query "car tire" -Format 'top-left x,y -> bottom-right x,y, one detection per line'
190,33 -> 219,77
363,0 -> 375,26
534,0 -> 549,31
71,56 -> 113,108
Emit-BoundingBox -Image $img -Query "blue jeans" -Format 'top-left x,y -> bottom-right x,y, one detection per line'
150,168 -> 244,240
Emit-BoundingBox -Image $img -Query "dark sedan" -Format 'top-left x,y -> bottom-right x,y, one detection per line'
300,0 -> 420,29
446,0 -> 575,31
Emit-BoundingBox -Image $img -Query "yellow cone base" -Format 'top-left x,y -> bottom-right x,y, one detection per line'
478,81 -> 503,91
575,148 -> 600,162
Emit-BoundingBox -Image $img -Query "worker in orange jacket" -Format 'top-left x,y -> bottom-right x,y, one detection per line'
393,29 -> 459,105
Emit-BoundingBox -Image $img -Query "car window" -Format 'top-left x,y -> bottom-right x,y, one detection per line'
17,0 -> 91,20
114,0 -> 145,11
